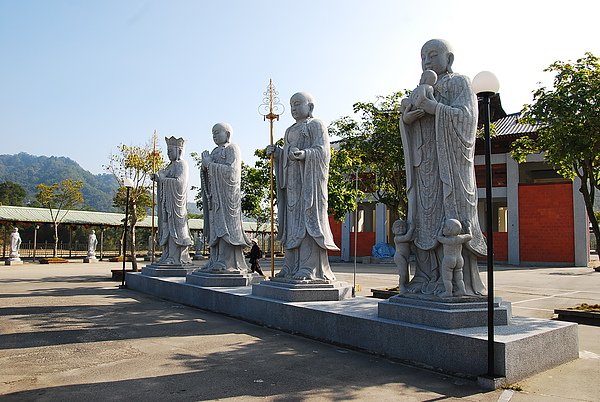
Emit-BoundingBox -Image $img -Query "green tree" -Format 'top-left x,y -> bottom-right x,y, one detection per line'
241,157 -> 270,233
327,148 -> 364,222
35,179 -> 84,257
512,52 -> 600,253
329,91 -> 407,228
0,181 -> 27,206
105,141 -> 163,271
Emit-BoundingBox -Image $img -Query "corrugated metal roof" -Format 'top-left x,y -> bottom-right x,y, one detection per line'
494,112 -> 539,136
0,205 -> 269,232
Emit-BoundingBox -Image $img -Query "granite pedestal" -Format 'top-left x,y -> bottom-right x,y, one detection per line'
378,294 -> 512,329
5,259 -> 23,266
141,263 -> 196,277
252,278 -> 353,302
83,257 -> 98,263
186,270 -> 262,287
126,272 -> 579,386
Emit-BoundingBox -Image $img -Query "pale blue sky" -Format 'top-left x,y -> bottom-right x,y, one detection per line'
1,0 -> 599,193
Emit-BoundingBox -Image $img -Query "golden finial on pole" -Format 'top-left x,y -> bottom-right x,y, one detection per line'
258,79 -> 284,277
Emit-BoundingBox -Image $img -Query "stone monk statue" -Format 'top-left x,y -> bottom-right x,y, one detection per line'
87,230 -> 98,258
9,227 -> 22,259
200,123 -> 251,272
266,92 -> 339,281
151,136 -> 194,265
399,39 -> 486,297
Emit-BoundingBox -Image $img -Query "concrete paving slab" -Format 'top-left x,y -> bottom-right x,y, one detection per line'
0,260 -> 598,401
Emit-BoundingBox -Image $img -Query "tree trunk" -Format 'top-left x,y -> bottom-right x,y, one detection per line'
578,177 -> 600,255
119,230 -> 124,256
130,204 -> 138,271
53,222 -> 59,257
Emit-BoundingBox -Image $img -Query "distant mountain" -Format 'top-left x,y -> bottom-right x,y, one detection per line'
0,152 -> 119,212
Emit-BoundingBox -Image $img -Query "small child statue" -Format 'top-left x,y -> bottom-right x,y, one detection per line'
392,219 -> 415,294
400,69 -> 438,125
436,219 -> 472,297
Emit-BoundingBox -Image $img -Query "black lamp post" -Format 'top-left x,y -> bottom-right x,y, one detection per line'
473,70 -> 500,378
119,177 -> 134,289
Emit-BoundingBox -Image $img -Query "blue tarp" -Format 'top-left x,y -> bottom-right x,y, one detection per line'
372,242 -> 396,258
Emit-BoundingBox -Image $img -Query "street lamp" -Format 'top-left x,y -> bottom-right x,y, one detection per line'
119,177 -> 134,289
472,70 -> 500,379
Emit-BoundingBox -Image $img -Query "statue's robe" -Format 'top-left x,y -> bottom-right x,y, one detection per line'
400,73 -> 486,296
156,158 -> 193,265
201,142 -> 250,272
273,118 -> 339,281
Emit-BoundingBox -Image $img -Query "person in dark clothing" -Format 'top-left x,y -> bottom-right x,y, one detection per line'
249,239 -> 265,276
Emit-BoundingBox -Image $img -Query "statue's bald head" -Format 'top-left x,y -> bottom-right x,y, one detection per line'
213,122 -> 233,135
421,39 -> 454,75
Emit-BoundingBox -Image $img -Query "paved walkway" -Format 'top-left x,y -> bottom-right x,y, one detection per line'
0,260 -> 598,401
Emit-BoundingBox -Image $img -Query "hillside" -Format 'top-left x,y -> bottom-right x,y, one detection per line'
0,153 -> 118,212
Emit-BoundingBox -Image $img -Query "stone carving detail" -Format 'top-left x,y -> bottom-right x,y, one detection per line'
200,123 -> 251,272
266,92 -> 339,281
151,136 -> 194,265
398,39 -> 486,297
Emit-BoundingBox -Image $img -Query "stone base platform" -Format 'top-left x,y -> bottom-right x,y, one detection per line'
187,270 -> 262,287
141,263 -> 197,277
83,257 -> 98,263
126,272 -> 579,386
252,278 -> 353,302
5,259 -> 23,265
379,294 -> 512,329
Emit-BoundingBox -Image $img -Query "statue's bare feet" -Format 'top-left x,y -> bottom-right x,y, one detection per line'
405,281 -> 422,293
292,267 -> 315,281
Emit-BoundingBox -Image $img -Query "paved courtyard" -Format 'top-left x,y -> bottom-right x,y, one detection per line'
0,260 -> 598,401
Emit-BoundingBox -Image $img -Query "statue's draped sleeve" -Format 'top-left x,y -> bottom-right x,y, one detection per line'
434,74 -> 486,256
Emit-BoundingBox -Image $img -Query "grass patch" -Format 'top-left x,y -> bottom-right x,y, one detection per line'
39,257 -> 69,264
569,303 -> 600,312
502,383 -> 523,391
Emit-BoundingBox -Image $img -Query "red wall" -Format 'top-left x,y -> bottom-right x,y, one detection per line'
328,216 -> 376,257
329,216 -> 342,257
482,232 -> 508,262
349,232 -> 376,257
519,183 -> 574,263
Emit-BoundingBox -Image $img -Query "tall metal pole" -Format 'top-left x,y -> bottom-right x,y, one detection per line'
151,130 -> 157,263
259,79 -> 284,278
353,169 -> 359,297
268,95 -> 276,277
482,92 -> 495,377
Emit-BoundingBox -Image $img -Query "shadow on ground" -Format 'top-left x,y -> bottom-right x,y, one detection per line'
0,275 -> 491,401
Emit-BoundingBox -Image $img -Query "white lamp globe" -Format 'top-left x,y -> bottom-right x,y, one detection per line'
472,71 -> 500,95
123,177 -> 134,188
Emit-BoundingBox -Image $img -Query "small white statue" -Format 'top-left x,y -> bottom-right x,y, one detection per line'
9,227 -> 22,260
87,230 -> 98,258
